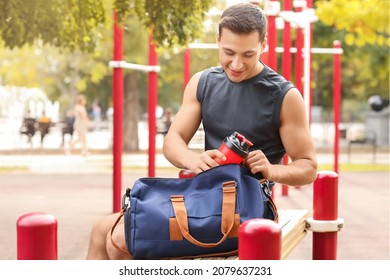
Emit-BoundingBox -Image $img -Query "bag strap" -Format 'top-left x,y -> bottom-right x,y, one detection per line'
110,188 -> 132,256
260,179 -> 279,223
170,181 -> 237,248
110,210 -> 132,256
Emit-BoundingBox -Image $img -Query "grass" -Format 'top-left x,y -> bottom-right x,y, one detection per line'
125,164 -> 389,173
318,163 -> 389,172
0,164 -> 387,174
0,166 -> 29,173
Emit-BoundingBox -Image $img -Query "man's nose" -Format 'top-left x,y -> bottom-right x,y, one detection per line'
231,56 -> 243,70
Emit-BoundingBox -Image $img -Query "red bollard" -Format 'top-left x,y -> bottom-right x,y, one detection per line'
238,218 -> 281,260
17,212 -> 58,260
307,171 -> 344,260
178,169 -> 196,178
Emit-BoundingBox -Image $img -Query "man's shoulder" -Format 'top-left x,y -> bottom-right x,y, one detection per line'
197,67 -> 225,84
200,66 -> 224,76
210,66 -> 223,71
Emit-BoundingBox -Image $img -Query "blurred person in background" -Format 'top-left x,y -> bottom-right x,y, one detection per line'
38,110 -> 51,147
20,109 -> 36,147
69,94 -> 93,156
61,109 -> 75,147
91,102 -> 102,130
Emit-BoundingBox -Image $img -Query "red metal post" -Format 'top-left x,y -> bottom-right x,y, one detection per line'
307,0 -> 314,125
148,35 -> 158,177
238,218 -> 281,260
17,212 -> 57,260
260,48 -> 269,65
257,0 -> 268,65
282,0 -> 292,80
281,0 -> 292,196
312,171 -> 339,260
266,0 -> 278,71
112,13 -> 124,213
183,48 -> 191,90
333,41 -> 341,174
294,7 -> 304,94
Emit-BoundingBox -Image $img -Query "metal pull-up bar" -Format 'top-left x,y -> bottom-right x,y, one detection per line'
109,60 -> 160,73
111,15 -> 160,212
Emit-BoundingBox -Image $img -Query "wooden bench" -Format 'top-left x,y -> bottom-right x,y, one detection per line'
197,209 -> 310,260
279,209 -> 310,259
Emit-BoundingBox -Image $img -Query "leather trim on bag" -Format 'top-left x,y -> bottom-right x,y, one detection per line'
228,213 -> 240,238
169,217 -> 183,241
169,182 -> 237,248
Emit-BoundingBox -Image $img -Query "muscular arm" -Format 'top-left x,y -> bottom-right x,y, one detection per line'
245,88 -> 317,186
163,72 -> 225,173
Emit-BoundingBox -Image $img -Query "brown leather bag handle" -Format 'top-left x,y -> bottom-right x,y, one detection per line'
170,181 -> 237,248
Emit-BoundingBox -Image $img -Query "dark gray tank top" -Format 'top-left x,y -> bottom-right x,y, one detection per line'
196,65 -> 295,164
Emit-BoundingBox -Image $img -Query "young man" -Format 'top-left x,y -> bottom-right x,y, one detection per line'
163,3 -> 317,186
85,2 -> 317,260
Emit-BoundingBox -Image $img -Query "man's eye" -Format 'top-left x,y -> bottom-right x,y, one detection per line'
225,51 -> 234,56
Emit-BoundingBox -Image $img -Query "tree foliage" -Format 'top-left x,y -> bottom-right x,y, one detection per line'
0,0 -> 106,52
114,0 -> 213,47
0,0 -> 213,51
311,1 -> 389,121
0,0 -> 115,114
315,0 -> 389,47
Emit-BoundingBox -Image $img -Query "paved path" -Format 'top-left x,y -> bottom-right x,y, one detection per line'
0,153 -> 388,260
0,148 -> 388,174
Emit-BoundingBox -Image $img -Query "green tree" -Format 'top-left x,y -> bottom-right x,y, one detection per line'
0,0 -> 114,116
114,0 -> 213,47
0,0 -> 214,151
113,0 -> 214,151
0,0 -> 114,109
0,0 -> 106,52
315,0 -> 389,47
312,0 -> 389,121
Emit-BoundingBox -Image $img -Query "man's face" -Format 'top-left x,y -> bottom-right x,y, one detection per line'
217,28 -> 266,83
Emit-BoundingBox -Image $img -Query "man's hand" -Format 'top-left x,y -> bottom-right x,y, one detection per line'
185,149 -> 226,174
243,150 -> 272,178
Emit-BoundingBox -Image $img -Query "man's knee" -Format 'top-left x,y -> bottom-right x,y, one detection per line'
106,223 -> 132,260
90,213 -> 118,240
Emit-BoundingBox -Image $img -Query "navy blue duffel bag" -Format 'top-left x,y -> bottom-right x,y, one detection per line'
121,164 -> 278,259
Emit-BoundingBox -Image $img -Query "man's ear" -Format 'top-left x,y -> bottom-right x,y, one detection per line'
260,37 -> 268,54
216,33 -> 221,46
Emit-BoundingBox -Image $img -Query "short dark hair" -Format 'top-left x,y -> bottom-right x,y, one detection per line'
218,3 -> 267,42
